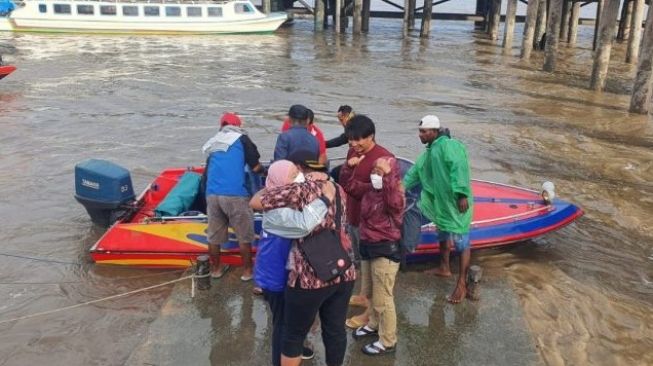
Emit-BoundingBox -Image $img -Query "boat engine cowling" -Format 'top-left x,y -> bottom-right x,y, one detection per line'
74,159 -> 135,227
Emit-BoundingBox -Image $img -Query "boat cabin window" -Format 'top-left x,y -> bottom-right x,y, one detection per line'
234,3 -> 254,13
38,4 -> 47,13
100,5 -> 116,16
186,6 -> 202,17
144,6 -> 160,16
77,5 -> 94,15
53,4 -> 71,14
122,5 -> 138,16
165,6 -> 181,17
207,7 -> 222,17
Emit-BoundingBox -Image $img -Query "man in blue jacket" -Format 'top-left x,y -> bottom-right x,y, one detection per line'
273,104 -> 319,162
202,112 -> 264,281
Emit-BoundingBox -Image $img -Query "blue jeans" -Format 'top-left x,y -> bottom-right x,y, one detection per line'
439,231 -> 471,252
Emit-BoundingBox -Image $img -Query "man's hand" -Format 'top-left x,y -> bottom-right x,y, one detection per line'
321,181 -> 336,202
375,158 -> 392,175
347,155 -> 365,167
457,196 -> 469,213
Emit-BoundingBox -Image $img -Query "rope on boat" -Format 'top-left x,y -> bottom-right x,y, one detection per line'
0,274 -> 195,325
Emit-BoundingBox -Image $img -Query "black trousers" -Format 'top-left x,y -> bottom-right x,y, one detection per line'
282,281 -> 354,366
263,290 -> 285,366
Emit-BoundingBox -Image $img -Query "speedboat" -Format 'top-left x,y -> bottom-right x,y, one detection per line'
74,158 -> 583,268
0,0 -> 287,34
0,64 -> 15,79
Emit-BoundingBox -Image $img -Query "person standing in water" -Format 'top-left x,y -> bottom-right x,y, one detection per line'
403,115 -> 474,303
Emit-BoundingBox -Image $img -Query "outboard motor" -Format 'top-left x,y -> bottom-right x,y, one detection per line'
74,159 -> 135,227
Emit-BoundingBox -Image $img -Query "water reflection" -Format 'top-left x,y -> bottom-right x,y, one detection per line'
0,17 -> 651,366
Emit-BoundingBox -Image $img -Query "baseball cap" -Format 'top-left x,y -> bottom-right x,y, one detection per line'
220,112 -> 242,127
287,149 -> 327,171
288,104 -> 310,120
419,115 -> 441,129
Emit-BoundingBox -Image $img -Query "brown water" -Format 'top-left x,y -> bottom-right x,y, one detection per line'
0,20 -> 651,365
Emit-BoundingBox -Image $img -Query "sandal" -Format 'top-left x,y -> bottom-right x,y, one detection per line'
348,295 -> 369,307
362,341 -> 395,356
352,325 -> 378,340
210,264 -> 231,279
345,314 -> 368,329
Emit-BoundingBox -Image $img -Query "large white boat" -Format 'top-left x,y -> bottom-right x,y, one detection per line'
0,0 -> 288,34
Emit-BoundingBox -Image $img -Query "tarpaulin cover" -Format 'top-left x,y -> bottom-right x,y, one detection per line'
155,172 -> 202,217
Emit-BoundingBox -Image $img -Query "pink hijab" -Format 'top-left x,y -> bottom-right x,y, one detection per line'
266,160 -> 296,189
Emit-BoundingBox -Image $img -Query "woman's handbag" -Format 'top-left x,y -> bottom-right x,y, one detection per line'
299,182 -> 352,282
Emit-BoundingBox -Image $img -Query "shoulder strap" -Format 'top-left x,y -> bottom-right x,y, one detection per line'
333,182 -> 342,231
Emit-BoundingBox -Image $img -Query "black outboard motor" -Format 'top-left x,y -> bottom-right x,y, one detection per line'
74,159 -> 135,227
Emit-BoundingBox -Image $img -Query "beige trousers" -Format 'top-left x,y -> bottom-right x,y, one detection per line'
364,257 -> 399,347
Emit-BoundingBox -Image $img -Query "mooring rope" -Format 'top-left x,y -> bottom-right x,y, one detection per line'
0,269 -> 187,286
0,274 -> 194,325
0,252 -> 81,266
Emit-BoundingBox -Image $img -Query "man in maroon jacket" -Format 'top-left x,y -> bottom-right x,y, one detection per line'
345,156 -> 405,356
339,115 -> 394,328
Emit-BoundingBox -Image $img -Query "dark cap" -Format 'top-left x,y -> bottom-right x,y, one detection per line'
287,149 -> 327,171
288,104 -> 310,120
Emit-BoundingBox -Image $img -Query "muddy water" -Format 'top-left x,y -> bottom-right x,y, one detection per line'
0,19 -> 651,365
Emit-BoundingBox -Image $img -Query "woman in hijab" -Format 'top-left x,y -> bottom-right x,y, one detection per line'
253,160 -> 330,365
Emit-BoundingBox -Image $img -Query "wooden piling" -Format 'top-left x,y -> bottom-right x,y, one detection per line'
409,0 -> 417,30
402,0 -> 409,37
618,0 -> 634,42
475,0 -> 489,30
560,0 -> 570,41
590,0 -> 622,90
353,0 -> 362,34
503,0 -> 518,53
521,0 -> 541,59
420,0 -> 434,38
568,1 -> 580,45
593,0 -> 604,50
626,0 -> 645,64
263,0 -> 271,14
335,0 -> 341,33
315,0 -> 325,31
623,0 -> 634,39
543,0 -> 563,71
362,0 -> 371,32
534,0 -> 548,49
629,2 -> 653,113
489,0 -> 502,40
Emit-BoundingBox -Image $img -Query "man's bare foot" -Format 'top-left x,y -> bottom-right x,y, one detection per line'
446,283 -> 467,304
424,267 -> 452,277
240,268 -> 253,282
210,264 -> 231,279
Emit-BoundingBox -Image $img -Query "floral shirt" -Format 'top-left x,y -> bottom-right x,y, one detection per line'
261,177 -> 357,289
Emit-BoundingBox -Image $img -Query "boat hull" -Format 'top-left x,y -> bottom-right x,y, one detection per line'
89,169 -> 583,268
0,65 -> 16,80
2,1 -> 287,34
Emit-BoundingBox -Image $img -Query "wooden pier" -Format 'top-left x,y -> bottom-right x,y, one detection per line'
265,0 -> 653,115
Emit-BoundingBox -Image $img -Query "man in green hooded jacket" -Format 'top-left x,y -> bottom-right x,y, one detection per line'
403,115 -> 474,303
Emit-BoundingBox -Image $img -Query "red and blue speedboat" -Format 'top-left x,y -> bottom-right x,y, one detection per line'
75,158 -> 583,268
0,64 -> 16,80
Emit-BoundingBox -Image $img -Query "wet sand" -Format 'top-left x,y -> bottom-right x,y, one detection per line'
125,262 -> 541,366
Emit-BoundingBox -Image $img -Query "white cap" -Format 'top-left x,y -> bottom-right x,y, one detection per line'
419,115 -> 441,129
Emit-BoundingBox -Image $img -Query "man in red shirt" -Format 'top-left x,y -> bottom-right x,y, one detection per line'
281,109 -> 327,164
338,115 -> 394,328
